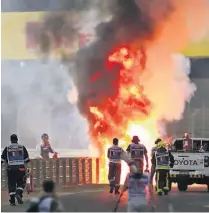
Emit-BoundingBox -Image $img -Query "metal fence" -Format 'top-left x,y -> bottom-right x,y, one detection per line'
1,157 -> 100,190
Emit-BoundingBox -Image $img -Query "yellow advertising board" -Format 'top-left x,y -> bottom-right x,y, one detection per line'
182,39 -> 209,57
1,12 -> 209,60
2,12 -> 44,60
1,12 -> 88,60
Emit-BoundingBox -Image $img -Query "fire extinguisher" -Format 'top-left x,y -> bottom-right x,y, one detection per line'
25,169 -> 33,194
53,152 -> 58,159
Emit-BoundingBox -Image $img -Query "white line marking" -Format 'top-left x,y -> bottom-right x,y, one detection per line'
58,192 -> 75,196
74,189 -> 106,194
60,189 -> 106,196
168,203 -> 174,212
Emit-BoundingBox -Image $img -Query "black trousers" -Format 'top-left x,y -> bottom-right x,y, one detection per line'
7,169 -> 26,197
150,165 -> 156,183
108,162 -> 121,189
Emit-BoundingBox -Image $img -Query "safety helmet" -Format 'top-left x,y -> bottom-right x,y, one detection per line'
157,141 -> 166,148
42,133 -> 49,140
132,136 -> 140,143
155,138 -> 162,145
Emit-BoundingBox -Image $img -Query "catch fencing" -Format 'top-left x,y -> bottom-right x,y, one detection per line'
1,157 -> 100,190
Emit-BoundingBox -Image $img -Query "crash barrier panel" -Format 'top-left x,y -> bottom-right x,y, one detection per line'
1,157 -> 100,190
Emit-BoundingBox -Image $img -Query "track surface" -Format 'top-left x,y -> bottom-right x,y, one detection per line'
1,184 -> 209,212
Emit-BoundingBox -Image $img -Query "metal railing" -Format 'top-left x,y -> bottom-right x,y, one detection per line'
1,157 -> 100,190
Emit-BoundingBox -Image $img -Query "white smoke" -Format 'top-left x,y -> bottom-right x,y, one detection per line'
1,61 -> 90,149
133,0 -> 209,136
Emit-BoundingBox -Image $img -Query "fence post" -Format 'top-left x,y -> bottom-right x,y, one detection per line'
81,158 -> 86,184
36,159 -> 41,188
89,158 -> 92,184
30,160 -> 34,190
42,160 -> 47,180
75,158 -> 80,185
96,158 -> 99,184
55,159 -> 60,185
49,159 -> 53,180
69,158 -> 73,185
1,166 -> 7,189
62,158 -> 67,186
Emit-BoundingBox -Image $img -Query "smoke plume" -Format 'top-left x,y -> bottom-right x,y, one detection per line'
36,0 -> 209,153
1,61 -> 90,149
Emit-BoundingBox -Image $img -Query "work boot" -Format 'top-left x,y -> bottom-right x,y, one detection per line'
164,190 -> 168,195
109,187 -> 114,193
163,187 -> 169,195
15,194 -> 23,204
10,201 -> 16,206
9,196 -> 16,206
15,190 -> 23,204
115,186 -> 120,194
115,189 -> 120,194
157,189 -> 163,196
157,191 -> 163,196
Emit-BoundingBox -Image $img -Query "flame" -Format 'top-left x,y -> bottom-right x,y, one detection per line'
90,107 -> 104,120
89,47 -> 160,184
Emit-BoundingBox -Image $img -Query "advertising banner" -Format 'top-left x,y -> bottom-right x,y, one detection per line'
1,12 -> 209,60
1,12 -> 93,60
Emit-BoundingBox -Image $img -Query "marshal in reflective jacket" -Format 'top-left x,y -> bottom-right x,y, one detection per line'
130,143 -> 147,160
152,147 -> 174,170
2,143 -> 30,168
108,145 -> 124,163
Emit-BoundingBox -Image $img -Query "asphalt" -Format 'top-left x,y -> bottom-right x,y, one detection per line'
1,184 -> 209,212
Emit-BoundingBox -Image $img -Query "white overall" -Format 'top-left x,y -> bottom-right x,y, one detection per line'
127,173 -> 153,212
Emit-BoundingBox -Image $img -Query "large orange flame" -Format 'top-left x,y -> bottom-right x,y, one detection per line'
89,47 -> 160,184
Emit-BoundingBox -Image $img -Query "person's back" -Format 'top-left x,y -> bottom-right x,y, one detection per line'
130,143 -> 146,160
107,138 -> 124,194
155,146 -> 170,169
124,172 -> 154,212
1,134 -> 30,205
150,142 -> 159,184
127,136 -> 148,166
108,144 -> 123,163
26,180 -> 64,212
28,196 -> 56,212
151,146 -> 158,157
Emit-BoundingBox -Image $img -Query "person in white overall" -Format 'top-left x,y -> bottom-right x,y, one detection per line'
123,159 -> 154,212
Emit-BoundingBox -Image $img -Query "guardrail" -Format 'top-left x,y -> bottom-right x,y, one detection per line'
1,158 -> 100,190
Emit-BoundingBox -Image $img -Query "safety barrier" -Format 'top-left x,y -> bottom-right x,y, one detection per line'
1,158 -> 100,190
